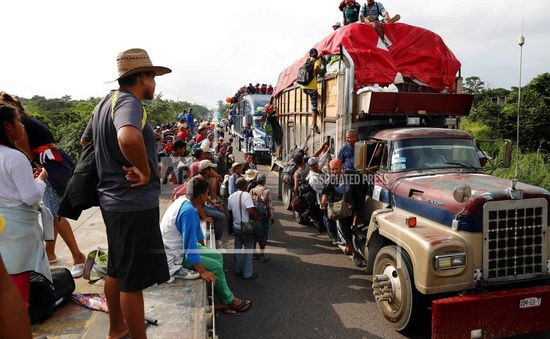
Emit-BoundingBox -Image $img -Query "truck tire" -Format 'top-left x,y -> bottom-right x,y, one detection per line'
372,245 -> 424,332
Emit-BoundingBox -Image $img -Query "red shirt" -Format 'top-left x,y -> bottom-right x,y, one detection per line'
177,130 -> 188,141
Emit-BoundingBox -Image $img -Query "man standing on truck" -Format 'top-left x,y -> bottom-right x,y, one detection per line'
300,48 -> 322,135
359,0 -> 400,24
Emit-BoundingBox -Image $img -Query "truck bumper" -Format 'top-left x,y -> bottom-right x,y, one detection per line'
432,284 -> 550,338
254,148 -> 271,161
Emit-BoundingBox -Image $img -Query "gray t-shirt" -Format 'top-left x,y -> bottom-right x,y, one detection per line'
88,90 -> 160,212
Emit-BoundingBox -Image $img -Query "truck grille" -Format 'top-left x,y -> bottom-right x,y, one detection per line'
483,198 -> 548,283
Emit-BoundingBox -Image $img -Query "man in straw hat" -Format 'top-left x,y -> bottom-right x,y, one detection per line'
228,162 -> 244,195
83,48 -> 171,338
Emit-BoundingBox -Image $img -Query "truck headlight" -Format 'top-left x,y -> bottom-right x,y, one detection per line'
434,252 -> 466,270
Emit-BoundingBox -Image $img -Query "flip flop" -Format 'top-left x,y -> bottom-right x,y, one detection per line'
230,299 -> 252,313
71,263 -> 85,278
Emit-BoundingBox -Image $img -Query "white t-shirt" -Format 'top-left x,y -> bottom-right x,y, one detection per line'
227,190 -> 254,230
0,145 -> 46,207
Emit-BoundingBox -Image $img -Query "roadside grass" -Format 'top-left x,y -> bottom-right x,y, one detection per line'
462,118 -> 550,191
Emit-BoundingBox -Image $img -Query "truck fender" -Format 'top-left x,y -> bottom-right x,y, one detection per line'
367,208 -> 475,295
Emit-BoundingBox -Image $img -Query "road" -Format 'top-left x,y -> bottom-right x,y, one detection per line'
216,160 -> 428,339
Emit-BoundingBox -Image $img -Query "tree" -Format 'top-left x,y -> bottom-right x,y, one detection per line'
463,76 -> 485,95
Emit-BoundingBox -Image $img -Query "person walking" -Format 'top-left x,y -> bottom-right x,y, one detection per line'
228,178 -> 259,280
85,48 -> 171,339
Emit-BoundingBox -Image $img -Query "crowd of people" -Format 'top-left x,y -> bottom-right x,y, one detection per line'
227,83 -> 274,105
0,48 -> 280,337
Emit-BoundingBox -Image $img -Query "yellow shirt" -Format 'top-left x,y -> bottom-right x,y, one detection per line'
301,58 -> 322,91
0,214 -> 4,235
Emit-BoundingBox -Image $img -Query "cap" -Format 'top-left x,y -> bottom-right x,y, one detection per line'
307,157 -> 319,166
199,160 -> 217,171
332,21 -> 342,28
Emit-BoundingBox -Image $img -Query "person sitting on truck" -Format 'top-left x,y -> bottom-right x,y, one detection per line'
300,48 -> 322,135
359,0 -> 400,24
267,84 -> 274,95
338,129 -> 358,171
339,0 -> 361,25
160,178 -> 252,314
332,21 -> 342,30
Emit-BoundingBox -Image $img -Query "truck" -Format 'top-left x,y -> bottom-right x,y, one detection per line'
271,22 -> 550,337
230,93 -> 272,163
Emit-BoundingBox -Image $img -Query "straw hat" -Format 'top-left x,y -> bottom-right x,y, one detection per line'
231,162 -> 243,172
244,169 -> 258,182
114,48 -> 171,81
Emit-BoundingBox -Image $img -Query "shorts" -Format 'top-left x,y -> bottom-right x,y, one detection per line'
101,207 -> 170,292
43,181 -> 61,217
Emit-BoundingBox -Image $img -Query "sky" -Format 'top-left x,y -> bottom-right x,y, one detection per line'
1,0 -> 549,109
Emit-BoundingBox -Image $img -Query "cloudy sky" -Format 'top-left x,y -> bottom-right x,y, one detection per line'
1,0 -> 548,109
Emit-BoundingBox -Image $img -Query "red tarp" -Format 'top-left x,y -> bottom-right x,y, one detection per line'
273,22 -> 461,97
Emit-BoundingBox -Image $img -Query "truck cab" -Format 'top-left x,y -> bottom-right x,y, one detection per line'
271,22 -> 550,335
231,93 -> 271,163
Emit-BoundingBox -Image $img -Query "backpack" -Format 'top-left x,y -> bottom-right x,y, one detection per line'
282,159 -> 299,185
251,187 -> 269,219
298,180 -> 317,206
263,119 -> 273,135
220,174 -> 230,198
29,268 -> 75,324
296,58 -> 315,85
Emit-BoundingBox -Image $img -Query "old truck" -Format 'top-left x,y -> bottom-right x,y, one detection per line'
271,22 -> 550,337
230,93 -> 271,163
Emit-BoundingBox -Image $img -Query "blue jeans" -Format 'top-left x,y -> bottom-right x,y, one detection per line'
204,204 -> 226,241
233,228 -> 255,278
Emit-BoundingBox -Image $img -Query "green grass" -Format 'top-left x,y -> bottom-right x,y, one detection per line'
461,118 -> 550,191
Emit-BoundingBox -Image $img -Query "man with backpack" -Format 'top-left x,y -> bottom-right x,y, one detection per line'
359,0 -> 400,24
298,48 -> 322,135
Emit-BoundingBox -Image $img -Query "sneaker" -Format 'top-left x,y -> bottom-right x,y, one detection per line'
70,264 -> 85,278
174,267 -> 200,280
241,272 -> 259,281
312,125 -> 321,135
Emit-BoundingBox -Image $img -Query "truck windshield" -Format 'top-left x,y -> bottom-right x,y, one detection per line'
390,138 -> 481,172
249,96 -> 271,115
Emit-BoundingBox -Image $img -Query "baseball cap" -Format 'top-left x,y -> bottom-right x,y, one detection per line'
199,160 -> 217,172
307,157 -> 319,166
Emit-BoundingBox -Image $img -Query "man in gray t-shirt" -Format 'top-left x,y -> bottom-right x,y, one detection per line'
82,48 -> 172,339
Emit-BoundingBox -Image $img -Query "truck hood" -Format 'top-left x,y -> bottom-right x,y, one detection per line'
392,172 -> 550,232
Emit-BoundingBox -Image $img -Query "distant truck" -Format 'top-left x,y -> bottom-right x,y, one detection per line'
271,22 -> 550,337
230,93 -> 271,163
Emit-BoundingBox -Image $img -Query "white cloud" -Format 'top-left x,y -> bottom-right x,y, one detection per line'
1,0 -> 548,109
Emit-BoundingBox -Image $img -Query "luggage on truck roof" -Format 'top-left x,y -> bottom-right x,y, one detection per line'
274,22 -> 461,97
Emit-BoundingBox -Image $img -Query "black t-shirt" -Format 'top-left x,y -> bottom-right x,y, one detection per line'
21,116 -> 55,150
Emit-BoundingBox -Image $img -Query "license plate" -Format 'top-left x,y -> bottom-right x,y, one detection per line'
519,297 -> 542,309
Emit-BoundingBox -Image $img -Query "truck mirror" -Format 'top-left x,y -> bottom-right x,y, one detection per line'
502,139 -> 512,168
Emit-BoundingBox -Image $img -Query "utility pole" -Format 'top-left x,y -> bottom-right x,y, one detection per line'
515,20 -> 525,179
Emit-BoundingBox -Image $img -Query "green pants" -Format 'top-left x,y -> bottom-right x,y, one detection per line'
183,245 -> 234,305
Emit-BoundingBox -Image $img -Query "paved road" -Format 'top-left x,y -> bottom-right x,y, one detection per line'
217,162 -> 428,339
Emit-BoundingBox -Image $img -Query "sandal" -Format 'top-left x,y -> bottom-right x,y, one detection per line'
229,299 -> 252,313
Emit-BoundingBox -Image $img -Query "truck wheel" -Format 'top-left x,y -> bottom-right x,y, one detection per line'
372,245 -> 423,332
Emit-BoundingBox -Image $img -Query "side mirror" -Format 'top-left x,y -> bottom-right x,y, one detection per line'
502,139 -> 512,168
